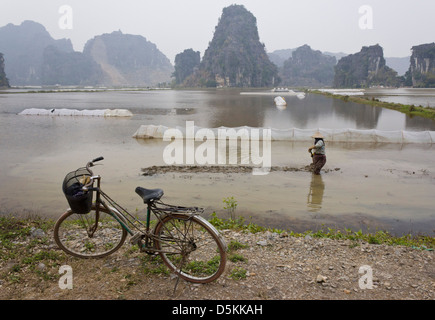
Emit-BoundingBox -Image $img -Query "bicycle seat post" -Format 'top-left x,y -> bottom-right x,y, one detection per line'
145,202 -> 152,246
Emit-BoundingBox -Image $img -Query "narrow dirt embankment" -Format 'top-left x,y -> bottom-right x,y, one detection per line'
0,222 -> 433,300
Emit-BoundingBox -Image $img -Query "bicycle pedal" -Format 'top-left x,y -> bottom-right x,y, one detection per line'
144,249 -> 158,255
130,232 -> 144,246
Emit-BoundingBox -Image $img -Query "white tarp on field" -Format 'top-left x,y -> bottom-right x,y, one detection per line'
18,108 -> 133,117
132,124 -> 435,144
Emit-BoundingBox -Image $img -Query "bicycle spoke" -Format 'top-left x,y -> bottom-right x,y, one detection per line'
54,207 -> 127,258
154,214 -> 226,283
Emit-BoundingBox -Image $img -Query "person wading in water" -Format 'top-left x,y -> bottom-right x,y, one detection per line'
308,132 -> 326,175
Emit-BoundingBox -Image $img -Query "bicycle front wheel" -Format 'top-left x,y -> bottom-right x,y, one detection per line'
154,214 -> 227,283
54,205 -> 128,258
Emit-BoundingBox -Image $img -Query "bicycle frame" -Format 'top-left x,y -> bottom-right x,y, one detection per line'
86,174 -> 203,253
56,157 -> 228,284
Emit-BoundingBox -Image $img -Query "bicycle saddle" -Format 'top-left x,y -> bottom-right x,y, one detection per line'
135,187 -> 164,203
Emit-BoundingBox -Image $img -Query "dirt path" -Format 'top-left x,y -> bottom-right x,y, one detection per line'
0,227 -> 433,301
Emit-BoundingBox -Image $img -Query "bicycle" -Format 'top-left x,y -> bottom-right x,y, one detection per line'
54,157 -> 227,284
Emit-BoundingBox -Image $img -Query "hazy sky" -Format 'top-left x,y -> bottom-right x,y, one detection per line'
1,0 -> 434,63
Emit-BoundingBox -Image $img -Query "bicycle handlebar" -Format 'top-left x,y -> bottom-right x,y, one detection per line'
86,156 -> 104,170
92,156 -> 104,163
83,156 -> 104,189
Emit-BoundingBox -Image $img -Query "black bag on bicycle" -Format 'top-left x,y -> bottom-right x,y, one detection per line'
62,168 -> 93,214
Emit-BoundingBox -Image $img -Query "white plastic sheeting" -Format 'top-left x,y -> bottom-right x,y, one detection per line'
296,92 -> 306,99
132,124 -> 169,139
132,124 -> 435,144
18,108 -> 133,117
274,96 -> 287,106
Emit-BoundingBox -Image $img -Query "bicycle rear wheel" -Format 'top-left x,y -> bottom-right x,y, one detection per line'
154,213 -> 227,283
54,205 -> 128,258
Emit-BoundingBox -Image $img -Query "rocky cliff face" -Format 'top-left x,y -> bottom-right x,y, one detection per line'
334,44 -> 400,88
0,21 -> 174,87
0,21 -> 73,85
188,5 -> 278,87
408,43 -> 435,87
41,46 -> 103,86
173,49 -> 200,85
83,31 -> 173,86
0,53 -> 9,87
280,45 -> 336,87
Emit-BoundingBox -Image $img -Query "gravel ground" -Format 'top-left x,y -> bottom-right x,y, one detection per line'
0,228 -> 433,301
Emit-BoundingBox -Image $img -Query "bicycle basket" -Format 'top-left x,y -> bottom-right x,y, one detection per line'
62,167 -> 93,214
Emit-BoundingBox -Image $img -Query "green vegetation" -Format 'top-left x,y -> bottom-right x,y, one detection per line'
0,53 -> 9,88
229,267 -> 247,280
1,201 -> 433,288
313,90 -> 435,120
226,240 -> 249,279
333,44 -> 402,88
184,256 -> 222,276
209,212 -> 274,234
139,254 -> 170,276
0,215 -> 61,283
227,241 -> 248,264
208,212 -> 435,250
307,227 -> 434,249
229,253 -> 247,263
227,240 -> 248,251
222,196 -> 238,220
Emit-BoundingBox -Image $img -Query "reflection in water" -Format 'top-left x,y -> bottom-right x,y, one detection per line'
307,173 -> 325,212
2,89 -> 435,236
2,88 -> 435,131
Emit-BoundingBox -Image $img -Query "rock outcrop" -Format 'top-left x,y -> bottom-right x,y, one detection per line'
172,49 -> 200,85
280,45 -> 336,87
0,21 -> 174,87
186,5 -> 279,87
41,46 -> 103,86
0,21 -> 73,85
333,44 -> 401,88
0,53 -> 9,87
83,31 -> 173,87
408,43 -> 435,88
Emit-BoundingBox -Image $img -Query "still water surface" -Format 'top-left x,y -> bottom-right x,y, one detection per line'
0,88 -> 434,235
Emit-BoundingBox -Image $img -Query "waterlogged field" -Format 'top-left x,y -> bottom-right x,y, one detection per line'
0,88 -> 435,236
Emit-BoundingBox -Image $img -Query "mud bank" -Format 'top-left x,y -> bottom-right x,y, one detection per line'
141,165 -> 341,176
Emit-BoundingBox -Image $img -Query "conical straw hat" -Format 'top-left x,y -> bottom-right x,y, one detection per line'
311,131 -> 324,139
